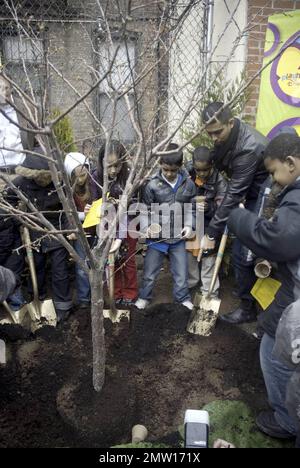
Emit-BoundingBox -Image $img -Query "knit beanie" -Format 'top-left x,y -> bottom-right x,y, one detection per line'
64,152 -> 90,177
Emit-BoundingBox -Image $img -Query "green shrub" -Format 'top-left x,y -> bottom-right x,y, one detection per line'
50,109 -> 77,153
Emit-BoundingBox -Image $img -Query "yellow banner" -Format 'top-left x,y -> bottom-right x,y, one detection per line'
256,10 -> 300,138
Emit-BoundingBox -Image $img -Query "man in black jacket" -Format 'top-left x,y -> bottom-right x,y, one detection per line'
201,102 -> 268,324
227,133 -> 300,440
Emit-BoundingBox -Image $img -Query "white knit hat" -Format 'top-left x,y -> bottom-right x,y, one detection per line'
64,152 -> 90,177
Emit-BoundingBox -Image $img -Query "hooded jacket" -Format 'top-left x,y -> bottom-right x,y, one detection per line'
0,207 -> 21,254
207,120 -> 268,238
7,153 -> 68,252
141,168 -> 197,243
227,178 -> 300,337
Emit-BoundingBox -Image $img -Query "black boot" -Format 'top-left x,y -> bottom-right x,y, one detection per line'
56,308 -> 71,323
219,306 -> 257,324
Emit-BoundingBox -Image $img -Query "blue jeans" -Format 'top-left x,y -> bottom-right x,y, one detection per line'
232,198 -> 257,309
139,242 -> 191,303
260,333 -> 297,435
74,240 -> 90,304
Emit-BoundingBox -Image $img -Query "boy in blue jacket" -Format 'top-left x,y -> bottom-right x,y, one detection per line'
227,133 -> 300,440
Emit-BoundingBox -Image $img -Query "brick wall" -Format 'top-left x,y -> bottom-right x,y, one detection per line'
244,0 -> 299,123
48,3 -> 168,149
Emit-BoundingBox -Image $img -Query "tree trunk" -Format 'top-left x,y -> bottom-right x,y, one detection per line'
90,268 -> 106,392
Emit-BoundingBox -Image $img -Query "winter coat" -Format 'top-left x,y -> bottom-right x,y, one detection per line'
0,208 -> 21,256
188,167 -> 228,228
141,168 -> 197,243
207,120 -> 268,238
7,169 -> 69,252
227,178 -> 300,337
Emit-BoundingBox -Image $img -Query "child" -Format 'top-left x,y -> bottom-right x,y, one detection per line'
273,298 -> 300,447
11,151 -> 73,322
186,146 -> 227,296
227,133 -> 300,440
0,208 -> 25,311
64,152 -> 93,309
135,143 -> 197,310
90,141 -> 138,306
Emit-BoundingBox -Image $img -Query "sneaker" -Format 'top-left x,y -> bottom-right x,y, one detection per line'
181,300 -> 194,310
134,298 -> 150,310
256,411 -> 296,440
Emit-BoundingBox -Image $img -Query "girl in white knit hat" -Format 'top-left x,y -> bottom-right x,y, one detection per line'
64,152 -> 93,309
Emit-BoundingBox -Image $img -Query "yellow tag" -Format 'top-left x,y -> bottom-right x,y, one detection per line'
251,277 -> 282,311
82,198 -> 103,228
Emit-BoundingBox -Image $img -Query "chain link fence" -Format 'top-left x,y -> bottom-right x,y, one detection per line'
0,1 -> 211,147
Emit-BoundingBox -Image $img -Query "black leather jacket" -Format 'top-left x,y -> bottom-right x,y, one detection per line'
141,168 -> 197,243
207,120 -> 268,238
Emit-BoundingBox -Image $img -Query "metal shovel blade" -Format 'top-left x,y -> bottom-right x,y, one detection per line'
103,307 -> 130,323
27,299 -> 57,332
0,301 -> 28,326
187,295 -> 221,336
11,304 -> 29,326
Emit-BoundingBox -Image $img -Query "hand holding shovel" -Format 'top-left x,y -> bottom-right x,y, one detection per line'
187,226 -> 229,336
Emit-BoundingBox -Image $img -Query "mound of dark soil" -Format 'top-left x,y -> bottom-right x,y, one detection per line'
0,301 -> 266,448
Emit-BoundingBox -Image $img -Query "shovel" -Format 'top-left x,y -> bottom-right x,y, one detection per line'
22,227 -> 57,332
103,244 -> 130,323
187,226 -> 229,336
0,299 -> 29,327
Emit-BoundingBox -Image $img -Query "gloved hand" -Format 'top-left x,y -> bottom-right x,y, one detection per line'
109,238 -> 122,254
201,234 -> 216,252
181,226 -> 193,239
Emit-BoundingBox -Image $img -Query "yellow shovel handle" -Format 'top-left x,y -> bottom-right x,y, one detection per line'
208,227 -> 229,297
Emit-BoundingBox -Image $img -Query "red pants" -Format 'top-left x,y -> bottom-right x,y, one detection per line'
114,237 -> 138,300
